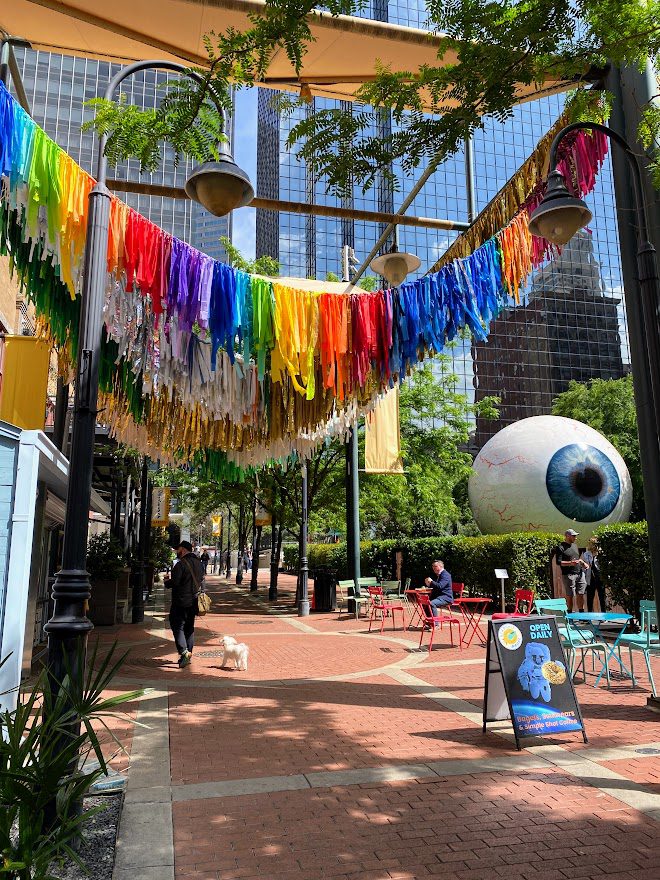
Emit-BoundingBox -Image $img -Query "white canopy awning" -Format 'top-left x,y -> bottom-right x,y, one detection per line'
2,0 -> 582,108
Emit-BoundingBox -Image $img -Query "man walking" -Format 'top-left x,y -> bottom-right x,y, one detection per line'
555,529 -> 588,612
424,560 -> 454,619
165,541 -> 204,667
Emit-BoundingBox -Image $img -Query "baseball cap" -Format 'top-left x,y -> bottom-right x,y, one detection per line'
564,529 -> 579,537
177,540 -> 193,552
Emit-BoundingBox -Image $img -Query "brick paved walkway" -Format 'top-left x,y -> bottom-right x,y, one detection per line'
96,571 -> 660,880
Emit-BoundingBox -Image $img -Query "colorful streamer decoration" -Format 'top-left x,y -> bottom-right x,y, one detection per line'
0,82 -> 608,473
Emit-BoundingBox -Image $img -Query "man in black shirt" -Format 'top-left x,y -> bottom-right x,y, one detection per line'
165,541 -> 205,667
555,529 -> 589,612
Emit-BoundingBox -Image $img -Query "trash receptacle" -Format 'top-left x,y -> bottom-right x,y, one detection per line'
312,568 -> 336,612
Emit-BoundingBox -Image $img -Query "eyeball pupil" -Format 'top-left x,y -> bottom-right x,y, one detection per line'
572,467 -> 603,499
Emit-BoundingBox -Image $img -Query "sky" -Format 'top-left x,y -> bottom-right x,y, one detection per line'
232,87 -> 258,260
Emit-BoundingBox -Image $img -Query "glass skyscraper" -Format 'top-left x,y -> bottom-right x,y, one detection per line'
11,49 -> 231,261
255,2 -> 628,448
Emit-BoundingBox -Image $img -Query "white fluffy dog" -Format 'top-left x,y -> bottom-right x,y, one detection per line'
220,636 -> 249,671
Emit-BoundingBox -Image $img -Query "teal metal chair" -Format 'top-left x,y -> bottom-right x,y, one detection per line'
617,602 -> 659,696
534,598 -> 611,687
358,577 -> 379,589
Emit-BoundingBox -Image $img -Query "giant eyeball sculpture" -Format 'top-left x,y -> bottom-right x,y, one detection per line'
468,416 -> 632,539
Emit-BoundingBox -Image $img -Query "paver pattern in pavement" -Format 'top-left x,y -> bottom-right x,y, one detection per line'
93,570 -> 660,880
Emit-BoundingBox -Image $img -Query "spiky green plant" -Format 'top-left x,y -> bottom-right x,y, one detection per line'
0,643 -> 143,879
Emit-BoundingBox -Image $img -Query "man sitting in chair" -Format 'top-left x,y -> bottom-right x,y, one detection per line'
424,560 -> 454,619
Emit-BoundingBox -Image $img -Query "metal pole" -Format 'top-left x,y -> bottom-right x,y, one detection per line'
269,485 -> 278,602
349,151 -> 445,286
298,461 -> 310,616
106,179 -> 469,233
44,176 -> 111,684
250,494 -> 259,591
551,93 -> 660,711
132,457 -> 148,623
225,507 -> 232,579
346,426 -> 362,595
52,378 -> 68,452
464,135 -> 477,224
44,57 -> 226,691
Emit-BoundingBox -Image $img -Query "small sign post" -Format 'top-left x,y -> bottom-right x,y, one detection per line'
483,616 -> 587,750
494,568 -> 508,613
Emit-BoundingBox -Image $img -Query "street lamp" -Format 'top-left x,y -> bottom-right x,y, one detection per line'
45,59 -> 254,687
529,120 -> 660,631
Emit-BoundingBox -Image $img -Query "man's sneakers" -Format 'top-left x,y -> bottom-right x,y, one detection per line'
178,651 -> 192,668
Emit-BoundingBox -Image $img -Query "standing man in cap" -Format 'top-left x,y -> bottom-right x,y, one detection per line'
555,529 -> 589,612
165,540 -> 205,667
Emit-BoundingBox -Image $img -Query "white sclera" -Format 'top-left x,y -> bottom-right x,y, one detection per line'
468,415 -> 633,539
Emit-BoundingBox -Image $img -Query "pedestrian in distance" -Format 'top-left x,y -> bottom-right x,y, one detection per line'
164,540 -> 205,668
582,538 -> 606,613
555,528 -> 589,612
200,549 -> 210,573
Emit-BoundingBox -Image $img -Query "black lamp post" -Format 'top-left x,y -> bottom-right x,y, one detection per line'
529,120 -> 660,628
298,461 -> 310,616
45,59 -> 254,688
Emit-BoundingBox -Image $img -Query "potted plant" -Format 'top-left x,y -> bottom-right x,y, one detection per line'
86,533 -> 125,626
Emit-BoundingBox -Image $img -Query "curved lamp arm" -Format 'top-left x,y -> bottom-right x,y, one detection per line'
96,59 -> 227,186
548,120 -> 651,243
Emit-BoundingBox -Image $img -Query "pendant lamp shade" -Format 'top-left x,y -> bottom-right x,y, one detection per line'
370,250 -> 421,286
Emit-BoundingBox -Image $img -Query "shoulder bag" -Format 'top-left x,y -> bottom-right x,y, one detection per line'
183,557 -> 212,616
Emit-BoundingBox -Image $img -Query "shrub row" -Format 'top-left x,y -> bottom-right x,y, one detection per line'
594,521 -> 653,615
285,523 -> 657,614
285,533 -> 559,606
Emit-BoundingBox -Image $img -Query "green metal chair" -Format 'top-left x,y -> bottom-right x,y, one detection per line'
358,577 -> 379,588
617,602 -> 659,695
534,598 -> 611,687
381,579 -> 401,598
337,579 -> 369,619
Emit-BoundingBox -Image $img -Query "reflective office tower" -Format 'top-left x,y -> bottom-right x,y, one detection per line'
12,50 -> 231,261
255,2 -> 628,448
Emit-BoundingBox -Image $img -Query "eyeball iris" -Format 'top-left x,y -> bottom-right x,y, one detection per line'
545,443 -> 620,522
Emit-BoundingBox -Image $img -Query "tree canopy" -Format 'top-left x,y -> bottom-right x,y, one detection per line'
551,376 -> 644,519
86,0 -> 660,196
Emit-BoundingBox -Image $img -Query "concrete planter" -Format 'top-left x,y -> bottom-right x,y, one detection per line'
88,578 -> 118,626
115,567 -> 133,624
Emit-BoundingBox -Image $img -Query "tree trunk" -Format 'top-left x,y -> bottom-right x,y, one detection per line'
250,526 -> 262,592
236,504 -> 244,584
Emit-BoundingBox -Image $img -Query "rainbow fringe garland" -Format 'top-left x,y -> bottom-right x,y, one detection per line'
0,82 -> 608,472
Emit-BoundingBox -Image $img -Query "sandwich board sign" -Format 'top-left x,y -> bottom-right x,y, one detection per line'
483,616 -> 587,750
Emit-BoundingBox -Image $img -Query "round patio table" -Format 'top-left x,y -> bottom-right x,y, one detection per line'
566,612 -> 633,688
453,597 -> 492,647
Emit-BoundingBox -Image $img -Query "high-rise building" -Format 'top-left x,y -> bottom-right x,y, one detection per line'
11,49 -> 231,260
472,232 -> 625,447
255,2 -> 629,446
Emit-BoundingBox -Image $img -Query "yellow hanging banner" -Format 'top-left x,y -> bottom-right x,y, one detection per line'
152,488 -> 171,527
211,514 -> 223,536
0,336 -> 50,431
364,385 -> 404,474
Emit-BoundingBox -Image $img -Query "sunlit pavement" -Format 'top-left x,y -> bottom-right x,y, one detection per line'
94,572 -> 660,880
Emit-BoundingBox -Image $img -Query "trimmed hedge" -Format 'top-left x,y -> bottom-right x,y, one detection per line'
286,533 -> 560,606
595,521 -> 653,615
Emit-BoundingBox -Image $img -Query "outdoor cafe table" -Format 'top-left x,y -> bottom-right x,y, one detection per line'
405,588 -> 430,627
453,597 -> 492,647
566,612 -> 634,688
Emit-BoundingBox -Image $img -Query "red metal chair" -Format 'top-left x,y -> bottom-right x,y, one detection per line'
492,588 -> 535,620
416,594 -> 462,653
367,586 -> 407,633
450,582 -> 465,612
